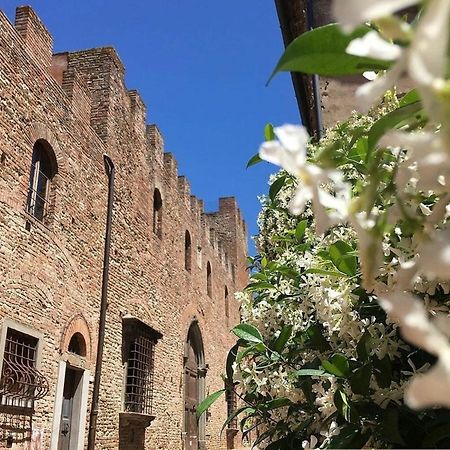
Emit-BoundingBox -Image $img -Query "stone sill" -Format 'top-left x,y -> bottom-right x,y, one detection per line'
119,411 -> 155,428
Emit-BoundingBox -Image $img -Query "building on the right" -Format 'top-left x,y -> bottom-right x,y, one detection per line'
274,0 -> 416,135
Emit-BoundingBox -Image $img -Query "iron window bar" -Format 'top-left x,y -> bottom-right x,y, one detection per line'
0,330 -> 49,407
124,334 -> 155,416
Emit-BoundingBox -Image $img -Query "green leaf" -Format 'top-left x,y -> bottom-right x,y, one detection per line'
232,324 -> 264,344
246,153 -> 262,169
334,389 -> 359,423
274,325 -> 293,354
295,220 -> 308,243
350,364 -> 372,395
221,406 -> 255,433
303,324 -> 332,351
322,354 -> 350,377
399,88 -> 420,107
270,24 -> 391,81
265,438 -> 291,450
329,240 -> 357,276
264,123 -> 275,141
269,176 -> 286,201
422,422 -> 450,447
325,425 -> 368,449
196,389 -> 225,419
294,368 -> 332,377
264,397 -> 292,410
367,101 -> 423,151
244,281 -> 276,292
305,268 -> 348,278
236,343 -> 265,364
356,332 -> 370,362
373,355 -> 392,388
381,407 -> 405,446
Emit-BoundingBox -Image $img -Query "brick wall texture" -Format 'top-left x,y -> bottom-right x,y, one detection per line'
0,6 -> 248,450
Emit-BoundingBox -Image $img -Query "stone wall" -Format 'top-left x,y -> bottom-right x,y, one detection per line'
0,6 -> 247,450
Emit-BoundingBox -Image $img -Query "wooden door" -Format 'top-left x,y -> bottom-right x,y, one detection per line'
58,368 -> 77,450
184,341 -> 199,450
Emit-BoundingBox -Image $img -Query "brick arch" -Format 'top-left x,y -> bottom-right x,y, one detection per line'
60,314 -> 93,363
30,122 -> 66,173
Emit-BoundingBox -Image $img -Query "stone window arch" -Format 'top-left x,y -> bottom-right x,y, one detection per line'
185,230 -> 192,272
26,139 -> 58,222
153,188 -> 163,239
206,261 -> 212,298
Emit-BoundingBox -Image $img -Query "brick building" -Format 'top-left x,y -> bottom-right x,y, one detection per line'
275,0 -> 415,133
0,6 -> 248,450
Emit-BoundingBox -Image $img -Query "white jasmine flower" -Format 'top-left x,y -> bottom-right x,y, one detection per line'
339,0 -> 450,114
346,31 -> 402,61
259,125 -> 351,234
382,130 -> 450,192
333,0 -> 419,33
302,435 -> 318,450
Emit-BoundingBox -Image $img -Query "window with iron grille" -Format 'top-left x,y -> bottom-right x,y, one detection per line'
0,328 -> 49,410
226,386 -> 237,429
26,141 -> 57,222
123,320 -> 161,416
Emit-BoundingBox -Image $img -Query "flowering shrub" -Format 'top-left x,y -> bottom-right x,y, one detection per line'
198,1 -> 450,448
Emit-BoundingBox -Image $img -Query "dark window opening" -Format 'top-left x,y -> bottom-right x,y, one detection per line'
225,286 -> 229,319
206,262 -> 212,298
123,321 -> 161,416
185,231 -> 192,272
68,332 -> 87,357
26,140 -> 57,222
153,188 -> 163,239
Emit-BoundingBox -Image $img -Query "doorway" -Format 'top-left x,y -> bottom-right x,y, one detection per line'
58,368 -> 82,450
183,322 -> 206,450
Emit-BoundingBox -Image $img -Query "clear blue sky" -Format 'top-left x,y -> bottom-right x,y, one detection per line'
3,0 -> 299,254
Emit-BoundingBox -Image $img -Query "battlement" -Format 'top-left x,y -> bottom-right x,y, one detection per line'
1,5 -> 248,280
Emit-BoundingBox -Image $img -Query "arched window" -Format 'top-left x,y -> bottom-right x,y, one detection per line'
206,262 -> 212,298
185,230 -> 192,272
26,140 -> 57,221
225,286 -> 229,319
68,332 -> 87,357
153,188 -> 163,239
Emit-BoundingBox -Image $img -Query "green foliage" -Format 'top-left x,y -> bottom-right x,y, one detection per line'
270,24 -> 391,81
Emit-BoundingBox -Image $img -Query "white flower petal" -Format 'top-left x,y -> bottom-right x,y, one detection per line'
259,141 -> 299,175
346,31 -> 402,61
418,230 -> 450,280
333,0 -> 419,32
378,291 -> 447,355
408,0 -> 450,86
274,125 -> 309,156
363,71 -> 377,81
355,55 -> 407,112
289,187 -> 311,216
406,358 -> 450,409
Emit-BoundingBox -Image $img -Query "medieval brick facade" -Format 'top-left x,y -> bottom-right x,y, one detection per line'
0,6 -> 248,450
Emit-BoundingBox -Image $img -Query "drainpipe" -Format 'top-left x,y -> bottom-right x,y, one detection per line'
306,0 -> 324,140
87,154 -> 115,450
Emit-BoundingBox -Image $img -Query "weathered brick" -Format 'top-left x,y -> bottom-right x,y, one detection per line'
0,6 -> 247,450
